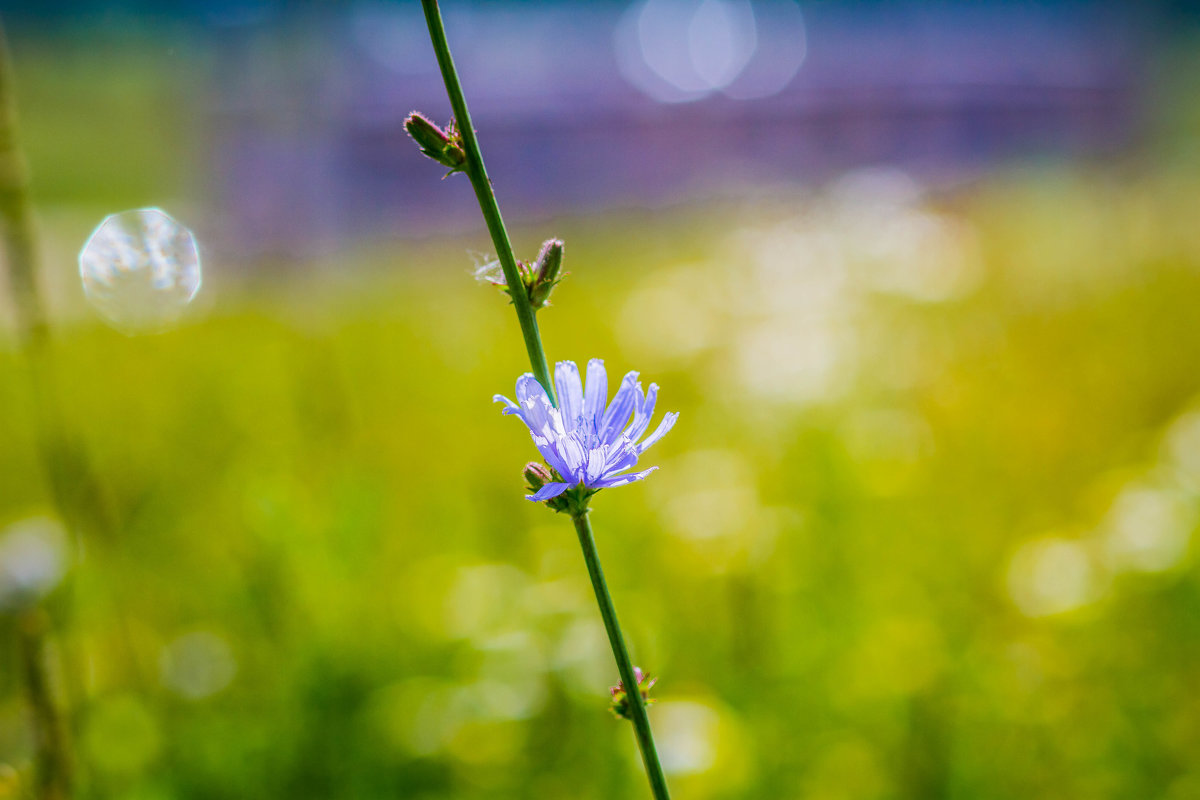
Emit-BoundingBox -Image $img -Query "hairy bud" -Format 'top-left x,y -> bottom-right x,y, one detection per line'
404,111 -> 467,175
528,239 -> 565,309
523,461 -> 555,492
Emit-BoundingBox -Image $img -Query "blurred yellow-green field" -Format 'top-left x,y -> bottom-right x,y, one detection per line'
4,9 -> 1200,800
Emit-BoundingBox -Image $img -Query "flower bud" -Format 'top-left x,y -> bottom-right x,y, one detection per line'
523,461 -> 555,492
523,462 -> 575,513
404,111 -> 467,174
528,239 -> 566,310
478,240 -> 569,311
533,239 -> 563,285
609,667 -> 657,720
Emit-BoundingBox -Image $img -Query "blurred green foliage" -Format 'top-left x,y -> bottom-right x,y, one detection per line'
3,26 -> 1200,800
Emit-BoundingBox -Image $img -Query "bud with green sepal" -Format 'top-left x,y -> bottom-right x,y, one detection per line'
609,667 -> 657,720
528,239 -> 565,309
404,111 -> 467,176
483,239 -> 569,311
523,462 -> 571,513
522,461 -> 595,515
523,461 -> 555,494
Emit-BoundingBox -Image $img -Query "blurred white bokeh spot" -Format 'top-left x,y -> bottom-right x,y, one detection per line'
1008,537 -> 1104,617
1164,408 -> 1200,488
0,517 -> 69,611
159,630 -> 237,699
79,207 -> 202,334
615,0 -> 804,103
734,318 -> 850,404
657,700 -> 720,774
619,265 -> 718,361
1101,485 -> 1194,574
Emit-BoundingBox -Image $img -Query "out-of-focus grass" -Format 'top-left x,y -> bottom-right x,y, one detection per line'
7,26 -> 199,211
2,160 -> 1200,800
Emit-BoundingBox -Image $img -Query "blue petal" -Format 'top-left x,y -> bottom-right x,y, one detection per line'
516,374 -> 557,436
494,393 -> 522,415
558,434 -> 587,480
583,359 -> 608,435
515,374 -> 548,407
602,437 -> 639,475
593,466 -> 657,489
531,434 -> 573,480
637,411 -> 678,453
555,360 -> 584,432
527,482 -> 570,502
627,383 -> 658,442
584,447 -> 608,486
599,371 -> 640,445
494,394 -> 535,437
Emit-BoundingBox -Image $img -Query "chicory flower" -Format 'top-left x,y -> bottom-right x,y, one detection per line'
495,359 -> 678,503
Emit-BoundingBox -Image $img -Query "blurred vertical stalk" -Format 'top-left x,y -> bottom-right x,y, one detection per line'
0,20 -> 46,354
0,21 -> 114,544
17,609 -> 73,800
0,19 -> 110,800
418,3 -> 670,797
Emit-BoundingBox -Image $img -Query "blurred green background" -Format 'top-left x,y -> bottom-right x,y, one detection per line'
4,5 -> 1200,800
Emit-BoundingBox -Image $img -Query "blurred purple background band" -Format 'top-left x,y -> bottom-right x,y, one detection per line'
5,1 -> 1162,254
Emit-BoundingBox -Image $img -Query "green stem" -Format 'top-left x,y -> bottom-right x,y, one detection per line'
418,6 -> 670,797
572,512 -> 671,800
419,0 -> 555,403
